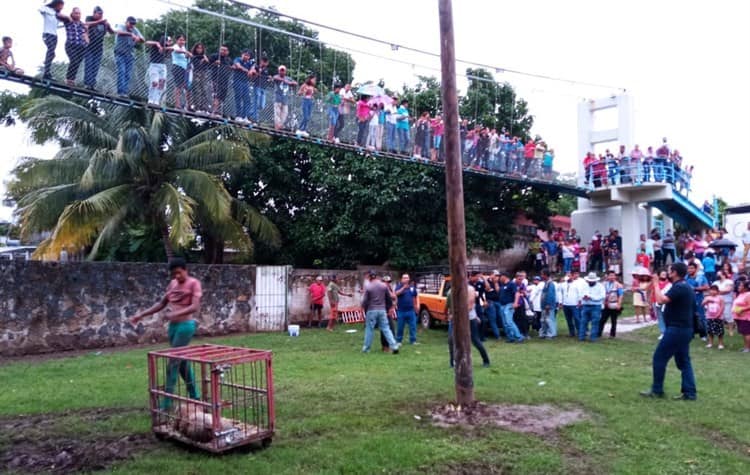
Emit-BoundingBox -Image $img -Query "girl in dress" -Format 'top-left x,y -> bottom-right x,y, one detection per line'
632,273 -> 651,323
702,285 -> 725,349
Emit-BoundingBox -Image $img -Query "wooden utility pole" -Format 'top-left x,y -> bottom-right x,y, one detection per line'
438,0 -> 474,406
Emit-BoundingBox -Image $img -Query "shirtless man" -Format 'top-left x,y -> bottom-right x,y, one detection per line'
0,37 -> 23,75
130,258 -> 202,407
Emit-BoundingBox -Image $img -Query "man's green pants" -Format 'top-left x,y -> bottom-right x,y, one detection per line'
162,320 -> 199,409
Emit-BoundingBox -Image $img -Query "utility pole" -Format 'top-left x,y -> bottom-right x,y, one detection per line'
438,0 -> 474,406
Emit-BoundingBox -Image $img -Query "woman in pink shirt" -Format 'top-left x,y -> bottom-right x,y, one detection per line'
430,114 -> 444,162
732,280 -> 750,352
356,96 -> 372,147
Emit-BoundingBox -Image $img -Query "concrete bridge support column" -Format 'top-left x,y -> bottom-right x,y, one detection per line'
621,202 -> 640,282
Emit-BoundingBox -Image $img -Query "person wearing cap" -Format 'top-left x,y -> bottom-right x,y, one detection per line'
83,6 -> 114,90
360,271 -> 399,354
232,49 -> 254,122
326,275 -> 352,331
114,16 -> 144,96
272,65 -> 298,130
130,257 -> 202,409
39,1 -> 69,80
307,275 -> 326,328
579,272 -> 605,342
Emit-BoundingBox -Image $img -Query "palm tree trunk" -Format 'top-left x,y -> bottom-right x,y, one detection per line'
162,226 -> 174,261
203,232 -> 225,264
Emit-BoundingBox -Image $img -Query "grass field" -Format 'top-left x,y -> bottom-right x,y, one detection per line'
1,319 -> 749,474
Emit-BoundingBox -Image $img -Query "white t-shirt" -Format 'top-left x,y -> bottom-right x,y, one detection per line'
40,6 -> 60,36
529,284 -> 542,312
340,89 -> 354,114
742,229 -> 750,245
385,104 -> 398,125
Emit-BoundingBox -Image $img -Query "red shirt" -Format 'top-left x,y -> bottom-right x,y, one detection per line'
636,253 -> 651,269
309,282 -> 326,305
524,141 -> 536,158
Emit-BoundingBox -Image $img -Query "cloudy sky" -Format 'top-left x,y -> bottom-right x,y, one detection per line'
1,0 -> 749,221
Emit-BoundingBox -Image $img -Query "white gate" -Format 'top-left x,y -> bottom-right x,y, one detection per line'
253,266 -> 291,332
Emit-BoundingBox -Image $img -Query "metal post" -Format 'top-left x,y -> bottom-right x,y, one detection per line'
438,0 -> 474,406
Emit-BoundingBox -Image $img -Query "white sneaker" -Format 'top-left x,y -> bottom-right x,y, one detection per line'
333,137 -> 340,144
658,334 -> 663,340
700,337 -> 707,342
705,344 -> 712,348
718,345 -> 724,350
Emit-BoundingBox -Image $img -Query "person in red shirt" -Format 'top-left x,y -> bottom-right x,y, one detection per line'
130,257 -> 202,408
308,276 -> 327,328
635,244 -> 651,270
583,152 -> 595,185
523,139 -> 536,176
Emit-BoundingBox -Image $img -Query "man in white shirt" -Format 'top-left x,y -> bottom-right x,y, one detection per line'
40,1 -> 68,80
335,83 -> 355,140
579,272 -> 606,342
559,270 -> 584,338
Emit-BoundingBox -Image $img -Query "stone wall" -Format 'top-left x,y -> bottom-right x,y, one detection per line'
0,261 -> 256,356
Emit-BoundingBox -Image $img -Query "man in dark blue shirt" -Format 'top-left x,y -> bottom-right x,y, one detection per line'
483,271 -> 502,340
685,262 -> 709,339
469,271 -> 486,340
394,274 -> 419,345
641,262 -> 697,400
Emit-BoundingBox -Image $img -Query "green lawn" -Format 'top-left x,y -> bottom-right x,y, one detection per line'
1,321 -> 749,474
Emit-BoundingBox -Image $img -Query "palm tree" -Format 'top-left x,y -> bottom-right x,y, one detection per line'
9,95 -> 279,262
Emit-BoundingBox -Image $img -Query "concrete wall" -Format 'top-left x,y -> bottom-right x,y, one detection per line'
0,261 -> 256,356
288,269 -> 364,323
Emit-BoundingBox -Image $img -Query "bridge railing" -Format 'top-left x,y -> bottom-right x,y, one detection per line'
584,158 -> 692,197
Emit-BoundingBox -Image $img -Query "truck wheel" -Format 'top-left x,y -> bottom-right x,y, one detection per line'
420,309 -> 431,329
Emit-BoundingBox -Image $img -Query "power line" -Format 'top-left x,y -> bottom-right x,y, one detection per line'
226,0 -> 626,92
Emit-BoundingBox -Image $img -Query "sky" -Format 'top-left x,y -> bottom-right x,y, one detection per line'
1,0 -> 749,221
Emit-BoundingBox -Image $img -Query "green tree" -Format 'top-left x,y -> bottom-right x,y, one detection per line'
8,95 -> 279,262
460,68 -> 534,138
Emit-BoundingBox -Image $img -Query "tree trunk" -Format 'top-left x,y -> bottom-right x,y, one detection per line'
203,232 -> 225,264
439,0 -> 474,407
162,226 -> 174,261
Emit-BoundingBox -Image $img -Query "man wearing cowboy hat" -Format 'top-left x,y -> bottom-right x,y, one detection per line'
579,272 -> 605,342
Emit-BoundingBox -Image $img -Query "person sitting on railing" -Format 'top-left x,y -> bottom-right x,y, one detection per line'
630,144 -> 644,184
605,149 -> 618,185
0,37 -> 23,76
655,138 -> 670,182
618,144 -> 631,184
643,146 -> 655,182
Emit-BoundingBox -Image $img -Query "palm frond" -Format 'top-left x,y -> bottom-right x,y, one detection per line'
176,125 -> 267,151
7,157 -> 88,197
47,184 -> 135,254
169,169 -> 232,219
80,149 -> 131,191
87,206 -> 129,260
206,217 -> 254,258
154,183 -> 196,248
19,96 -> 117,148
174,141 -> 252,170
232,200 -> 282,247
16,183 -> 80,238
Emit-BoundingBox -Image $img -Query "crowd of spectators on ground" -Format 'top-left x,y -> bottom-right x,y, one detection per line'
22,3 -> 562,179
583,138 -> 693,194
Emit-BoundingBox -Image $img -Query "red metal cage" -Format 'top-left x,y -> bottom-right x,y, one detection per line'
147,344 -> 274,453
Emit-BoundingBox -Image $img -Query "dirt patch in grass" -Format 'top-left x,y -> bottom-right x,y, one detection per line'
0,408 -> 157,474
439,461 -> 508,474
431,402 -> 588,436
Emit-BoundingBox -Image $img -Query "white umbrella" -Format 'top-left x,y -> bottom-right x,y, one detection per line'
356,83 -> 385,97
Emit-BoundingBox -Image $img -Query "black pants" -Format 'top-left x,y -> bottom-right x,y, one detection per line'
65,43 -> 86,81
653,250 -> 663,269
380,317 -> 395,350
599,308 -> 621,337
514,306 -> 529,337
663,248 -> 676,265
448,319 -> 490,366
335,113 -> 347,138
357,119 -> 369,146
43,33 -> 57,79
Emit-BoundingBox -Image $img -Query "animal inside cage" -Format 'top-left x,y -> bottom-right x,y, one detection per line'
147,344 -> 274,453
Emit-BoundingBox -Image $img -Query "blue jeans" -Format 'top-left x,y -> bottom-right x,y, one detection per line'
357,119 -> 369,146
385,123 -> 396,150
485,302 -> 501,339
397,128 -> 409,154
115,53 -> 134,96
250,86 -> 266,121
500,303 -> 523,341
655,305 -> 666,334
563,257 -> 573,273
299,97 -> 313,131
363,309 -> 398,352
653,158 -> 665,181
233,81 -> 251,119
651,326 -> 696,398
540,308 -> 557,338
562,305 -> 580,337
579,305 -> 602,342
448,320 -> 490,366
83,46 -> 103,88
396,309 -> 417,344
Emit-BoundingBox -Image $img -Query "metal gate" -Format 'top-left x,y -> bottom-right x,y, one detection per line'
253,266 -> 291,332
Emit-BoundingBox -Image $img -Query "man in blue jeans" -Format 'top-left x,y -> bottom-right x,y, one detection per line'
641,262 -> 697,400
114,16 -> 144,96
579,272 -> 605,342
559,271 -> 583,337
394,273 -> 419,345
361,271 -> 400,354
130,257 -> 202,409
498,272 -> 524,342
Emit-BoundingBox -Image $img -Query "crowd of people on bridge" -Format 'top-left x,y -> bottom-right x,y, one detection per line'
6,2 -> 564,179
583,138 -> 694,194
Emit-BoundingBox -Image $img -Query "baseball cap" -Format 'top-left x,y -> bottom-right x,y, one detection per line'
126,16 -> 137,24
93,6 -> 103,13
367,269 -> 377,277
533,276 -> 541,281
